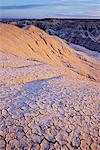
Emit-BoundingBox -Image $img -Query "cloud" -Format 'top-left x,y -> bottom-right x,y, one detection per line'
0,1 -> 62,10
88,10 -> 100,17
0,4 -> 49,10
55,13 -> 100,19
0,0 -> 99,19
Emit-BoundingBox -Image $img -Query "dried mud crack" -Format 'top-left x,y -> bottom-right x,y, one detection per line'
0,24 -> 99,150
0,73 -> 99,150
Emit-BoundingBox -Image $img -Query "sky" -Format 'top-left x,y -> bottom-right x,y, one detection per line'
0,0 -> 100,18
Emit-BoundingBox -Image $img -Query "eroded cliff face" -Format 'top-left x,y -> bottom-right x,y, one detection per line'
12,19 -> 100,52
32,20 -> 100,52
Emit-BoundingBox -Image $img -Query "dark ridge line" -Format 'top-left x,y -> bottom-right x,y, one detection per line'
28,44 -> 35,52
40,35 -> 48,45
1,18 -> 100,21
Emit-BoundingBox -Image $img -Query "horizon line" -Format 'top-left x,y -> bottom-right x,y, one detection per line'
0,17 -> 100,20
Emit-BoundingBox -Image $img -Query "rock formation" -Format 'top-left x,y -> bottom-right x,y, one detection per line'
5,19 -> 100,52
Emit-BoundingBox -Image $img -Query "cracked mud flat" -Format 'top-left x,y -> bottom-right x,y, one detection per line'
0,59 -> 99,150
0,24 -> 100,150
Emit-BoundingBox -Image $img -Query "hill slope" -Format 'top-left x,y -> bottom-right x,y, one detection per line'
0,24 -> 99,82
5,19 -> 100,52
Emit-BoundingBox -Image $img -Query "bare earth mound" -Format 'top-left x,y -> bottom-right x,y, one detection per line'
0,24 -> 99,149
0,24 -> 100,81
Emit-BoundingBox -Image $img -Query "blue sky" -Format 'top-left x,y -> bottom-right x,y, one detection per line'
0,0 -> 100,18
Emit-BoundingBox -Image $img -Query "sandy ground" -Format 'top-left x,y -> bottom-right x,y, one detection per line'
0,24 -> 100,149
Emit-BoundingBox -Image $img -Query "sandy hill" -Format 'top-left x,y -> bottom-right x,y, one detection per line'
0,24 -> 99,82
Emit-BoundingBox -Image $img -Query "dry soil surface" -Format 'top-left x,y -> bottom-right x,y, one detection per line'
0,24 -> 100,150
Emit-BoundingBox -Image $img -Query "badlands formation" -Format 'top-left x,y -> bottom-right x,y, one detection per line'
6,19 -> 100,52
0,24 -> 100,149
